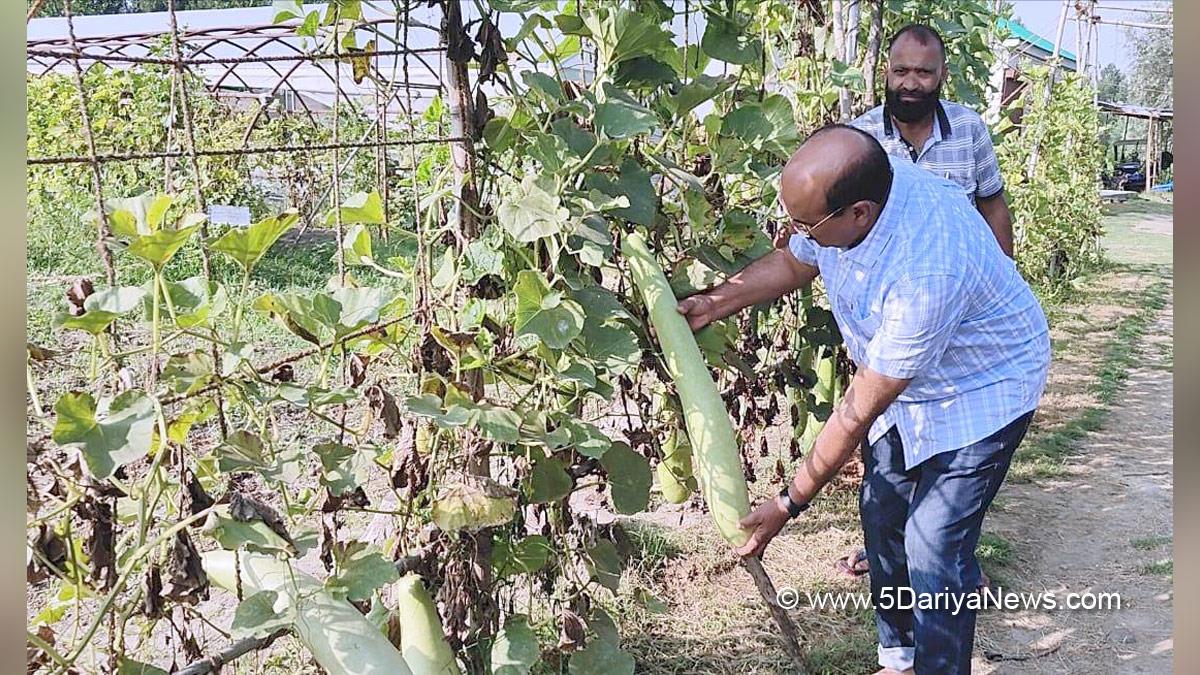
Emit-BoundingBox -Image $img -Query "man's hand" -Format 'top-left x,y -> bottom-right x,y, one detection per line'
676,293 -> 722,331
733,496 -> 793,558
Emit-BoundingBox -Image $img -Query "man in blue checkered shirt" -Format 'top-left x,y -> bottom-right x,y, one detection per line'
851,24 -> 1014,258
677,125 -> 1050,674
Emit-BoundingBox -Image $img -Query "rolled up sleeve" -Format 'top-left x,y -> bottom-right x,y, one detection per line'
864,273 -> 970,379
788,232 -> 819,267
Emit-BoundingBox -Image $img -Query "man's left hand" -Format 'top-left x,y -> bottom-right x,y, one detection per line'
733,496 -> 793,558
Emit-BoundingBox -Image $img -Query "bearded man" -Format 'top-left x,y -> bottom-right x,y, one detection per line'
834,23 -> 1017,581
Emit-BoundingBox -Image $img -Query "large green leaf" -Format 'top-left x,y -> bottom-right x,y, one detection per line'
586,539 -> 622,593
203,507 -> 295,555
527,454 -> 572,503
491,615 -> 541,675
599,442 -> 651,514
160,276 -> 228,328
494,535 -> 552,579
667,74 -> 735,117
551,118 -> 611,166
124,224 -> 201,269
583,7 -> 673,69
498,174 -> 569,243
584,158 -> 656,226
326,542 -> 399,601
570,638 -> 634,675
231,590 -> 295,639
311,287 -> 391,337
209,211 -> 299,271
513,270 -> 584,350
161,350 -> 214,395
701,6 -> 763,65
52,391 -> 155,480
342,223 -> 374,266
55,285 -> 147,335
577,321 -> 640,375
313,442 -> 377,497
558,418 -> 612,459
595,84 -> 658,139
720,94 -> 800,158
104,192 -> 174,236
325,191 -> 384,226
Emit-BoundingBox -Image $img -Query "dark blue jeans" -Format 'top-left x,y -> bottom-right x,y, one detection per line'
861,411 -> 1034,674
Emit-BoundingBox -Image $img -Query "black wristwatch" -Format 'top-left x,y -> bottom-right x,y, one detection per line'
778,486 -> 810,519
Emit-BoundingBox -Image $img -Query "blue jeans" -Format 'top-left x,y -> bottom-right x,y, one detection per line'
861,411 -> 1034,674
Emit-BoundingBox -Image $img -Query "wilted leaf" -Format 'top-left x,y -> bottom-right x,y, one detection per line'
431,478 -> 517,532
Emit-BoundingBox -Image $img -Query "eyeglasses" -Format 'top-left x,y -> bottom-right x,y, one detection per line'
790,206 -> 845,238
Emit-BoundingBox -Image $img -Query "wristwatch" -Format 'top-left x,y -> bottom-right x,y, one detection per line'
778,486 -> 810,519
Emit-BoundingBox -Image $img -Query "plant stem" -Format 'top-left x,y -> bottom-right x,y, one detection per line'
27,361 -> 44,417
232,268 -> 251,343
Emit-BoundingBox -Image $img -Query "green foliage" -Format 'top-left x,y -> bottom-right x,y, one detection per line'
997,68 -> 1106,292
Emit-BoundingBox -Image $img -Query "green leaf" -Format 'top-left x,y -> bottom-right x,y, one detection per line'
52,391 -> 155,480
577,321 -> 640,375
586,539 -> 622,592
272,0 -> 305,23
551,118 -> 610,166
405,393 -> 472,428
104,192 -> 174,236
491,615 -> 541,675
583,7 -> 674,69
701,6 -> 762,65
466,403 -> 522,444
667,74 -> 735,117
584,158 -> 656,226
327,543 -> 400,601
312,287 -> 390,337
522,71 -> 563,104
570,639 -> 635,675
231,590 -> 295,639
127,224 -> 201,269
203,510 -> 295,555
215,430 -> 268,473
595,83 -> 658,140
116,658 -> 170,675
55,285 -> 147,335
498,174 -> 569,243
513,270 -> 585,350
559,418 -> 612,458
161,276 -> 228,328
494,535 -> 552,578
325,191 -> 384,226
589,608 -> 620,644
599,442 -> 651,514
527,454 -> 572,503
431,478 -> 518,532
720,94 -> 800,158
209,211 -> 299,271
313,442 -> 375,497
342,223 -> 374,266
161,350 -> 213,395
614,56 -> 678,89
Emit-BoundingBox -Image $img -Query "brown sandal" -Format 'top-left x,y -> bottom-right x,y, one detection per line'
834,548 -> 870,578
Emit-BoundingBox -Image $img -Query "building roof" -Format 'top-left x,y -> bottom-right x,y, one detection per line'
1097,100 -> 1173,120
996,17 -> 1078,68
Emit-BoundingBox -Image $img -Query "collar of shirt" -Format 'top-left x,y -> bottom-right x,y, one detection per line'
841,159 -> 911,269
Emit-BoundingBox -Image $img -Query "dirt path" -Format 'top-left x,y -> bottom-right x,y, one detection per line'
969,210 -> 1174,673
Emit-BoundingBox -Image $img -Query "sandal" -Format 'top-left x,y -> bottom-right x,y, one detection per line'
834,548 -> 870,578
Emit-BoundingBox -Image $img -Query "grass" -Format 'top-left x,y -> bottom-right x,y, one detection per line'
1141,560 -> 1173,577
975,532 -> 1015,588
1130,535 -> 1171,551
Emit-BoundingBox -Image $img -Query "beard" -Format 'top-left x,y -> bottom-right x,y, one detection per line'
885,83 -> 941,123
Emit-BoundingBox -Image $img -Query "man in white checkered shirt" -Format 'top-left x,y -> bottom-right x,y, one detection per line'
851,24 -> 1015,258
677,125 -> 1050,674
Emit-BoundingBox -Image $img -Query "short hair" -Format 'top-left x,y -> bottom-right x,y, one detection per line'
888,23 -> 946,60
807,124 -> 894,211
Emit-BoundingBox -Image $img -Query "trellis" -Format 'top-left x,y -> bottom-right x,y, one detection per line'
27,3 -> 481,671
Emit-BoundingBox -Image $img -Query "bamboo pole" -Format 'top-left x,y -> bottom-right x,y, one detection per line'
1024,0 -> 1072,179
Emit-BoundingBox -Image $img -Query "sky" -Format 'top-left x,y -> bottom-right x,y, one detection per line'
1008,0 -> 1172,72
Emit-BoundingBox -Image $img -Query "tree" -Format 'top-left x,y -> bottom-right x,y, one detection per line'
1124,6 -> 1172,109
1097,63 -> 1126,103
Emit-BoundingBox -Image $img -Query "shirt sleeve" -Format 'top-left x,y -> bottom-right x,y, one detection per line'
787,232 -> 819,267
864,273 -> 971,379
972,119 -> 1005,199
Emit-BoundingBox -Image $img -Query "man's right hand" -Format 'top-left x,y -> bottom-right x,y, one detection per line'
676,293 -> 721,332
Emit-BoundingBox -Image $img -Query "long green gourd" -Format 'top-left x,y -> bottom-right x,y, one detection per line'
202,550 -> 414,675
622,231 -> 751,546
394,573 -> 462,675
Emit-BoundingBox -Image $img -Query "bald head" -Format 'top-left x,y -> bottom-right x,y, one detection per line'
782,124 -> 893,216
